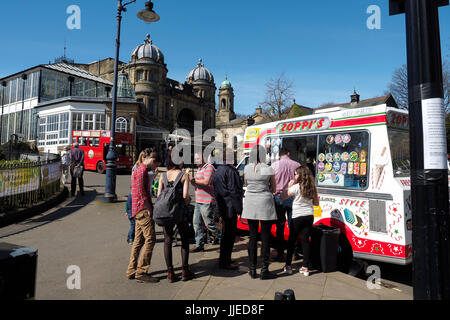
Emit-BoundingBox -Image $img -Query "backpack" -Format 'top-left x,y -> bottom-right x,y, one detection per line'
153,171 -> 184,227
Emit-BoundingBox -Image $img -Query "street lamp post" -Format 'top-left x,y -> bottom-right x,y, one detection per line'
389,0 -> 450,300
103,0 -> 160,203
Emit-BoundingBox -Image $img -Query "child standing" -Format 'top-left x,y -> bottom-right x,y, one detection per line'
126,193 -> 135,245
280,166 -> 319,276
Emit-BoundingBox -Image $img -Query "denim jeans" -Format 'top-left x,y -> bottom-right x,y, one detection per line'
274,196 -> 293,254
193,202 -> 222,248
127,213 -> 135,242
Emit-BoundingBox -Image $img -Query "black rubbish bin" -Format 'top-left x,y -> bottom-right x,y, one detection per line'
0,243 -> 38,300
311,224 -> 341,273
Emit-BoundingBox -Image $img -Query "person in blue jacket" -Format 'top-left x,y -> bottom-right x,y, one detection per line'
126,193 -> 135,245
212,149 -> 244,270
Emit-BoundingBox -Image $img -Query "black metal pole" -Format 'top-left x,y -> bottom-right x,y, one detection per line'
390,0 -> 450,300
103,0 -> 124,202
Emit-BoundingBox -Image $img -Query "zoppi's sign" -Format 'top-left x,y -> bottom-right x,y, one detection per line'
277,117 -> 331,134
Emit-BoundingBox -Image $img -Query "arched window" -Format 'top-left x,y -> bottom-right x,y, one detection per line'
116,117 -> 128,132
221,98 -> 226,109
137,70 -> 144,81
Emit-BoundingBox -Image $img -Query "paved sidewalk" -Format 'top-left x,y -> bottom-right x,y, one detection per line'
0,171 -> 412,300
175,237 -> 412,300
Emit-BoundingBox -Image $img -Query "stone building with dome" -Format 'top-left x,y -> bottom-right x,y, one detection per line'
75,34 -> 217,152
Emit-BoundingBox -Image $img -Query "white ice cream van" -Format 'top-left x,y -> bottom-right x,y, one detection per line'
237,104 -> 415,266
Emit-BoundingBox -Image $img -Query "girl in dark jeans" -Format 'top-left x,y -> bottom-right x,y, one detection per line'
157,159 -> 194,282
281,166 -> 319,276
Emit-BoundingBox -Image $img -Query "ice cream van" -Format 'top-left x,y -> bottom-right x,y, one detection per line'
237,104 -> 413,266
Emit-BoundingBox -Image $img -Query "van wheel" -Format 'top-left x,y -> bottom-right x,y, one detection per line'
97,161 -> 105,174
337,234 -> 353,274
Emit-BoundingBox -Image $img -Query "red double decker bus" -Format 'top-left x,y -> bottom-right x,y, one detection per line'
72,130 -> 134,174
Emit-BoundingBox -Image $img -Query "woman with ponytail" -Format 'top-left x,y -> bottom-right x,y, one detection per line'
280,166 -> 319,276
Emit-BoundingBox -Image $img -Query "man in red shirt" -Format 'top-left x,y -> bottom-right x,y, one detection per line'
189,152 -> 221,252
126,150 -> 161,283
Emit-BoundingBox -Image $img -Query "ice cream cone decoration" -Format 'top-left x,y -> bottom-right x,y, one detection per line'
344,208 -> 366,230
374,146 -> 388,189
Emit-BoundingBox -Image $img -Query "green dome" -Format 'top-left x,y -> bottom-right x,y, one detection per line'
220,75 -> 232,88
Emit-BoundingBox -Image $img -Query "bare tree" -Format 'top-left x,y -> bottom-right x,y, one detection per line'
387,60 -> 449,112
260,73 -> 295,121
387,64 -> 409,110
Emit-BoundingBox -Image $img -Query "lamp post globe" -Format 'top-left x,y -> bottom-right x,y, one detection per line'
137,1 -> 160,23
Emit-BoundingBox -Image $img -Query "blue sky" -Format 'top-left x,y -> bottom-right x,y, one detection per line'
0,0 -> 449,115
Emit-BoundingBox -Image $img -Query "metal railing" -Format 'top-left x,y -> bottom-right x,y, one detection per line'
0,155 -> 62,213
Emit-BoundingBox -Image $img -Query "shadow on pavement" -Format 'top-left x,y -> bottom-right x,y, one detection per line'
0,190 -> 97,239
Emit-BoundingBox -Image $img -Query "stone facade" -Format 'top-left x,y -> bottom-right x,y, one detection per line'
75,35 -> 217,151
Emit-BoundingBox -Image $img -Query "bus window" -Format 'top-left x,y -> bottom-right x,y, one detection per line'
281,135 -> 318,176
116,144 -> 132,157
79,137 -> 88,146
388,129 -> 410,177
316,131 -> 369,190
90,137 -> 100,147
72,136 -> 78,145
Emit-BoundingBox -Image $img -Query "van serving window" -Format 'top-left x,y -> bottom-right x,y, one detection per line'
316,131 -> 370,190
388,129 -> 410,177
280,135 -> 318,176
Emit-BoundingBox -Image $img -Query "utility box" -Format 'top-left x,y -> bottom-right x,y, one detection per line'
0,243 -> 38,299
311,224 -> 341,273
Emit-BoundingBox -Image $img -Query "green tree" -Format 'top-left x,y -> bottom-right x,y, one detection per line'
290,104 -> 305,118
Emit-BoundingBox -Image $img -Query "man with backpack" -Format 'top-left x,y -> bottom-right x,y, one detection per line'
126,149 -> 161,283
189,152 -> 221,252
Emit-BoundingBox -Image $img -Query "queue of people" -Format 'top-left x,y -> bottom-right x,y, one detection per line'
125,144 -> 316,283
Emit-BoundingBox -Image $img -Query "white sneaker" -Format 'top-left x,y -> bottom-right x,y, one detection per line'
299,267 -> 309,276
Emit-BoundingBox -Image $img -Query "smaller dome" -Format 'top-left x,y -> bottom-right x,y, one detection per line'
186,59 -> 214,84
131,34 -> 164,64
220,75 -> 232,88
